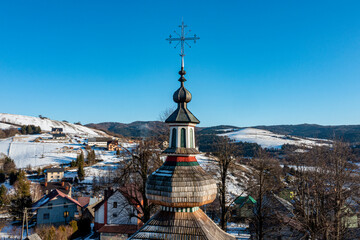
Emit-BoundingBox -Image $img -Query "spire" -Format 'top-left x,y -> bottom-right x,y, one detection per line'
165,21 -> 200,124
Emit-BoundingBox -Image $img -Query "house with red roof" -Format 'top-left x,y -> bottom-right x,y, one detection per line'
32,189 -> 82,226
93,187 -> 143,239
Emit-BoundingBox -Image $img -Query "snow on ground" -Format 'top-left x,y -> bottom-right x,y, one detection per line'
196,154 -> 247,199
0,134 -> 80,168
0,122 -> 14,129
219,127 -> 331,149
227,222 -> 250,239
0,113 -> 106,137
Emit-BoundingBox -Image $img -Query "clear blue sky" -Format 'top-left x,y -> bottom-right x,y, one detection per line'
1,1 -> 360,127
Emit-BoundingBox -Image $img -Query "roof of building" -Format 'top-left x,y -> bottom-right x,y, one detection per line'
52,133 -> 66,138
94,186 -> 143,213
88,137 -> 113,142
32,189 -> 82,211
235,196 -> 257,208
40,181 -> 71,195
25,233 -> 42,240
98,224 -> 139,235
129,210 -> 235,239
165,71 -> 200,124
44,167 -> 64,173
77,196 -> 90,207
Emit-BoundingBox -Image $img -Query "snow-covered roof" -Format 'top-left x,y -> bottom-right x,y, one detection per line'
32,189 -> 82,211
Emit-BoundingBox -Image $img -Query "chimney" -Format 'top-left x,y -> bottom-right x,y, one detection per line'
65,186 -> 69,191
61,181 -> 65,187
44,182 -> 48,187
104,187 -> 114,198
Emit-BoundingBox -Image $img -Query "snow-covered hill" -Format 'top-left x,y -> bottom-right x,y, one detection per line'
0,113 -> 106,137
219,127 -> 331,149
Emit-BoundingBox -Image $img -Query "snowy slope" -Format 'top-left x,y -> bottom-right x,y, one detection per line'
219,127 -> 331,149
0,113 -> 106,137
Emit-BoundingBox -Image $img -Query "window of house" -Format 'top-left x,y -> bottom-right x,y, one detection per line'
113,202 -> 117,208
181,128 -> 186,148
190,128 -> 194,148
43,213 -> 50,219
171,128 -> 176,148
48,203 -> 52,209
113,213 -> 118,218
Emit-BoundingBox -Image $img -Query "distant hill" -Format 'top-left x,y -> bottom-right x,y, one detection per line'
87,121 -> 360,145
254,124 -> 360,144
0,113 -> 107,137
86,121 -> 168,139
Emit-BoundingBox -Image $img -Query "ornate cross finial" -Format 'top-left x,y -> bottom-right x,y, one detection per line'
166,21 -> 200,70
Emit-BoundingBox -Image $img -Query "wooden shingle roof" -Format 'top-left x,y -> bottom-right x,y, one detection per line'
129,210 -> 235,240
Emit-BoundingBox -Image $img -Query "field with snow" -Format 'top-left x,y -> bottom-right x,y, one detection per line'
219,127 -> 331,149
0,134 -> 85,168
0,113 -> 106,137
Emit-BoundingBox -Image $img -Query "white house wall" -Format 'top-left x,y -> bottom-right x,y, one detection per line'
107,191 -> 138,225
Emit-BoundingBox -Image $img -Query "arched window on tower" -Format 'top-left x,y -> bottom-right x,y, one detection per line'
181,128 -> 186,148
190,128 -> 194,148
171,128 -> 177,148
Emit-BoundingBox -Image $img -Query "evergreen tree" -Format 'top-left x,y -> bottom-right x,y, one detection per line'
0,185 -> 8,207
0,171 -> 5,183
87,149 -> 96,165
10,170 -> 32,219
9,171 -> 18,185
116,149 -> 121,156
77,162 -> 85,182
26,125 -> 33,134
3,156 -> 16,174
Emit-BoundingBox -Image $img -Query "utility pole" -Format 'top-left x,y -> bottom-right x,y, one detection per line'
20,207 -> 29,239
20,208 -> 25,239
25,207 -> 29,238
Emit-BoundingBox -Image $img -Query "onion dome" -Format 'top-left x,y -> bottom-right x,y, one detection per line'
165,69 -> 200,124
173,84 -> 192,103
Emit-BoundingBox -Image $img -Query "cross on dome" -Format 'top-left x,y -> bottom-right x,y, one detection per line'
166,21 -> 200,69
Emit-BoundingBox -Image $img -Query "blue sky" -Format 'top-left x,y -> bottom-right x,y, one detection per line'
0,1 -> 360,127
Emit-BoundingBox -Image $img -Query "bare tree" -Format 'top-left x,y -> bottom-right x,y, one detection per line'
212,136 -> 239,231
117,139 -> 162,223
290,142 -> 359,239
248,149 -> 283,240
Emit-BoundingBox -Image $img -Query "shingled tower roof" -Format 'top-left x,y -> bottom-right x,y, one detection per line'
129,22 -> 234,240
165,69 -> 200,124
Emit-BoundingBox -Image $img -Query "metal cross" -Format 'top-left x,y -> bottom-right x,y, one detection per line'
166,21 -> 200,69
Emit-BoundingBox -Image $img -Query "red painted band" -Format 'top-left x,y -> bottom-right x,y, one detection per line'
165,156 -> 198,162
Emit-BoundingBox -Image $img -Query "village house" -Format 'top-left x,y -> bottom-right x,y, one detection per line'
88,137 -> 113,148
44,167 -> 64,182
52,133 -> 67,140
40,181 -> 72,196
107,140 -> 121,151
93,188 -> 143,240
233,195 -> 256,221
51,127 -> 63,134
32,189 -> 82,226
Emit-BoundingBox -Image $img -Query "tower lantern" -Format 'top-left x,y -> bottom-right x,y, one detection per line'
129,22 -> 235,240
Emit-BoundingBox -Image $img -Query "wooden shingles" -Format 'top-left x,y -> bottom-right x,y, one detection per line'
129,210 -> 235,240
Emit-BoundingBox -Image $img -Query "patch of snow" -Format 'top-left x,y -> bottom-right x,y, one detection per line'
219,127 -> 331,149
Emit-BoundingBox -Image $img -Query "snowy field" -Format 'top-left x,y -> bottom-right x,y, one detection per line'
0,134 -> 81,168
219,127 -> 331,149
0,113 -> 106,137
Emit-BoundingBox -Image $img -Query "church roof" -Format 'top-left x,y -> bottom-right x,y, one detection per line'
165,104 -> 200,124
129,210 -> 235,240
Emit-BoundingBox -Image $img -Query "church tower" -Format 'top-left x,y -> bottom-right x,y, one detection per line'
129,22 -> 235,240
